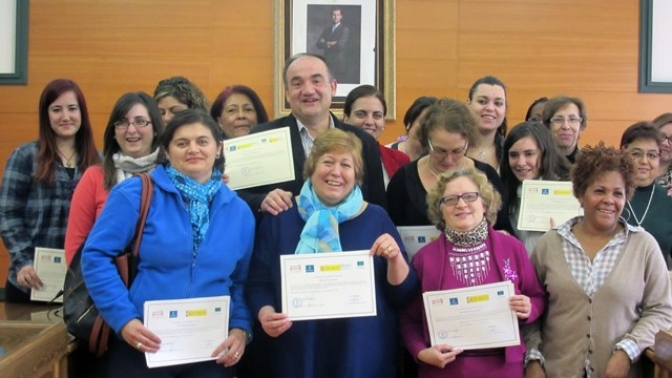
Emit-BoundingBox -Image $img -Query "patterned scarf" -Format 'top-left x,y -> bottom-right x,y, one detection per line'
295,179 -> 363,254
113,149 -> 159,184
444,218 -> 489,247
166,165 -> 222,255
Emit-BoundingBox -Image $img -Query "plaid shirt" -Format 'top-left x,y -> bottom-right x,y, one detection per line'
0,141 -> 81,293
527,217 -> 641,376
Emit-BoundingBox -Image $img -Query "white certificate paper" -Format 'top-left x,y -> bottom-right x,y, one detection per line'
223,127 -> 295,190
517,180 -> 583,232
280,251 -> 377,321
397,226 -> 441,261
423,281 -> 520,350
143,296 -> 230,368
31,247 -> 67,303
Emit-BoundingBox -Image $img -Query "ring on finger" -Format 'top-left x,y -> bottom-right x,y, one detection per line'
386,246 -> 393,252
233,352 -> 240,358
136,342 -> 143,349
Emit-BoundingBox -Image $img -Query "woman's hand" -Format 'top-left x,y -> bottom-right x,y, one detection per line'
604,350 -> 631,378
417,345 -> 463,369
258,305 -> 292,337
370,233 -> 410,285
370,233 -> 402,261
17,265 -> 43,290
260,189 -> 294,215
212,328 -> 248,367
510,294 -> 532,319
524,360 -> 546,378
121,319 -> 161,353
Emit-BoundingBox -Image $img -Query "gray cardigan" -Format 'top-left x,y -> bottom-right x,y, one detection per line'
527,225 -> 672,378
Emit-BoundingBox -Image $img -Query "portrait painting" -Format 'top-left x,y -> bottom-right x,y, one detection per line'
274,0 -> 395,118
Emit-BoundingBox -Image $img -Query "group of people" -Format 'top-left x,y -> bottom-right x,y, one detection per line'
1,51 -> 672,378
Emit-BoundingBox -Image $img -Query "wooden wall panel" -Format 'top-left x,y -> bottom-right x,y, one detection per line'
1,0 -> 671,284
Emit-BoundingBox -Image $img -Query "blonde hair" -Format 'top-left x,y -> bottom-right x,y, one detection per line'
426,167 -> 501,230
303,128 -> 364,185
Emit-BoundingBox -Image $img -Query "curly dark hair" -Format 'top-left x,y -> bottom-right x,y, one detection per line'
571,142 -> 636,200
154,76 -> 209,113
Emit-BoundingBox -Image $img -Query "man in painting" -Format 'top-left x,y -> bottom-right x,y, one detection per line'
316,7 -> 350,83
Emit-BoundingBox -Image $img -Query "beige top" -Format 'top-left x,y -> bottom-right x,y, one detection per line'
528,229 -> 672,378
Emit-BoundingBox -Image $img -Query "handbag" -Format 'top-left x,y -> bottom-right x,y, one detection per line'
63,172 -> 154,357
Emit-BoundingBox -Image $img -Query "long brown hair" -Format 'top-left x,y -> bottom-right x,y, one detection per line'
35,79 -> 100,184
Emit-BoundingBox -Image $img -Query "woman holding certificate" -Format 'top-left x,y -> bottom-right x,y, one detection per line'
500,121 -> 570,254
82,109 -> 255,377
400,166 -> 546,377
246,128 -> 418,378
525,144 -> 672,378
0,79 -> 100,303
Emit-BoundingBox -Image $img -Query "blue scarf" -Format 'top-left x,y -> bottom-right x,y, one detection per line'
295,179 -> 363,254
166,165 -> 222,255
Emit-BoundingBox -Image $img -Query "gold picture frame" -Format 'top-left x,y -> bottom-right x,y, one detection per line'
273,0 -> 396,119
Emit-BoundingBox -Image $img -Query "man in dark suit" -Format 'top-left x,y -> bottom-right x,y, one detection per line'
316,8 -> 349,83
238,53 -> 386,217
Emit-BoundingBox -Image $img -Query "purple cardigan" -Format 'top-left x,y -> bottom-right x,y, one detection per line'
400,227 -> 546,374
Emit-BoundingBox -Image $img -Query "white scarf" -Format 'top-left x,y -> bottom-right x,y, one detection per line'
112,148 -> 159,184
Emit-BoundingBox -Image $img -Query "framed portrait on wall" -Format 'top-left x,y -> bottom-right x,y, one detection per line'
273,0 -> 396,118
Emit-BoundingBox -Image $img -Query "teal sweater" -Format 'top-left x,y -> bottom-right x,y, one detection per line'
624,182 -> 672,266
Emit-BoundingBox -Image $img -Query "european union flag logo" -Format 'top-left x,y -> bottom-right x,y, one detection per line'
357,261 -> 364,267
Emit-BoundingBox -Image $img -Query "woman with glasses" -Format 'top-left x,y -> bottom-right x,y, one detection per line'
619,122 -> 672,267
387,98 -> 513,233
500,122 -> 571,254
465,76 -> 508,171
653,113 -> 672,192
154,76 -> 210,126
542,96 -> 588,164
65,92 -> 164,265
400,167 -> 545,377
0,79 -> 100,303
525,143 -> 672,378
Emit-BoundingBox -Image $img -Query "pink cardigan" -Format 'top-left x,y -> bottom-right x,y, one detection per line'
400,228 -> 546,376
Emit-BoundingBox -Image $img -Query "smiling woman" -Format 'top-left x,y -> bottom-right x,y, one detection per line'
246,128 -> 418,378
210,85 -> 269,140
65,92 -> 164,265
81,109 -> 254,377
619,122 -> 672,266
500,121 -> 570,254
0,78 -> 100,303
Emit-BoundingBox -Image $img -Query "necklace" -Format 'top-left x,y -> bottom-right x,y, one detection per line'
626,185 -> 655,227
425,158 -> 441,179
478,150 -> 485,160
58,149 -> 76,168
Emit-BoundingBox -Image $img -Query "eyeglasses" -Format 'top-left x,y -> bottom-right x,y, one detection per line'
438,192 -> 480,207
661,134 -> 672,144
550,117 -> 582,126
114,118 -> 151,130
428,139 -> 468,159
629,150 -> 660,160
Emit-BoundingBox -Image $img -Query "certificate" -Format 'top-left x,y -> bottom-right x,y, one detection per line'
397,226 -> 441,260
143,296 -> 230,368
517,180 -> 583,232
280,251 -> 377,321
423,281 -> 520,350
223,127 -> 295,190
31,247 -> 67,303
